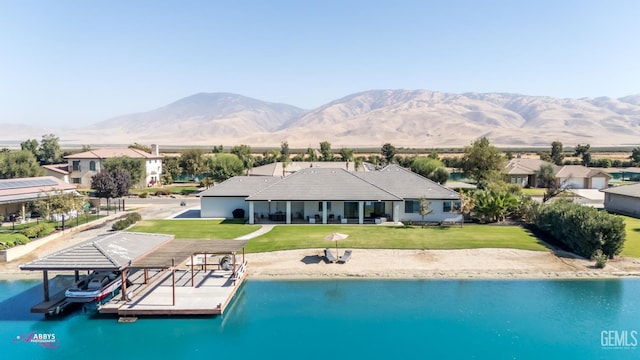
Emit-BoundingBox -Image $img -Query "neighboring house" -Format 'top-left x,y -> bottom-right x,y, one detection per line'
0,176 -> 77,222
505,158 -> 553,187
505,159 -> 611,189
555,165 -> 610,190
42,164 -> 70,183
200,165 -> 461,224
601,183 -> 640,217
64,145 -> 162,188
248,161 -> 373,176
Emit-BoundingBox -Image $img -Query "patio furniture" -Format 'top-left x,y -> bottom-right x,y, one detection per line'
324,248 -> 337,263
338,250 -> 352,264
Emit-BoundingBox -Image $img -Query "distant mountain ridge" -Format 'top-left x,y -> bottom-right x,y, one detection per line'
4,89 -> 640,147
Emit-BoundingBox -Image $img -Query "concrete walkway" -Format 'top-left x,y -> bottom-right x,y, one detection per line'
234,225 -> 275,240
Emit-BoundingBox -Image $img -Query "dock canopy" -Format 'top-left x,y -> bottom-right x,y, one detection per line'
131,239 -> 249,268
20,232 -> 174,271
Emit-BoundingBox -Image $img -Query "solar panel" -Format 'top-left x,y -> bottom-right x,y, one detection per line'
0,178 -> 59,190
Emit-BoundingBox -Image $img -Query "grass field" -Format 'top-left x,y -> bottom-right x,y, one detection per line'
129,219 -> 260,239
129,219 -> 549,253
244,224 -> 550,253
621,215 -> 640,258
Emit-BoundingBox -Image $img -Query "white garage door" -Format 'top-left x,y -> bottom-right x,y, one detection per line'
591,177 -> 606,189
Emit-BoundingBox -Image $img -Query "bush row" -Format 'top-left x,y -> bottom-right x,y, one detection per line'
0,234 -> 30,250
536,201 -> 626,259
112,212 -> 142,231
20,223 -> 54,238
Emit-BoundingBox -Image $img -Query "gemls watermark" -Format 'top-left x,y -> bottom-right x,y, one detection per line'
601,330 -> 638,350
12,331 -> 60,349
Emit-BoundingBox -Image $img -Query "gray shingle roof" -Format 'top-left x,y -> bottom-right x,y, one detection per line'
20,232 -> 174,271
601,183 -> 640,198
246,168 -> 402,201
199,176 -> 281,197
356,165 -> 460,200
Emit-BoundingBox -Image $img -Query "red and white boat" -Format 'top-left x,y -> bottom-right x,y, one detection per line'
65,271 -> 122,303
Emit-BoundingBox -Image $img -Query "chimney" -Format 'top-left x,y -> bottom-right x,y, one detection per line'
151,144 -> 159,156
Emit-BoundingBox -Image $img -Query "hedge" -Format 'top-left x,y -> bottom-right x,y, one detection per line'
536,201 -> 626,259
112,212 -> 142,231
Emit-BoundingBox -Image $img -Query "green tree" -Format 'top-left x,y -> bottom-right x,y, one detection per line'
207,153 -> 244,182
380,143 -> 396,165
410,156 -> 449,183
573,144 -> 591,166
0,150 -> 45,178
461,137 -> 505,183
537,164 -> 561,202
21,139 -> 39,157
162,156 -> 182,184
305,147 -> 318,161
37,134 -> 62,165
550,141 -> 564,165
103,156 -> 145,187
279,141 -> 290,162
230,145 -> 254,172
630,147 -> 640,165
319,141 -> 333,161
211,145 -> 224,153
339,148 -> 354,162
180,149 -> 206,177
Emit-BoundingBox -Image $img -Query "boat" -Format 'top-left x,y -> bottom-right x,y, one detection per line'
65,271 -> 122,303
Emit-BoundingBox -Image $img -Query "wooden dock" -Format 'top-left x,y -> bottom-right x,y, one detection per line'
99,263 -> 247,316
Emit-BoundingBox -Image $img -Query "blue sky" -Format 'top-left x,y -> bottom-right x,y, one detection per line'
1,0 -> 639,127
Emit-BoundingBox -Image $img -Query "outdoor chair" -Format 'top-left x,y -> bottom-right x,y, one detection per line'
324,248 -> 337,263
338,250 -> 352,264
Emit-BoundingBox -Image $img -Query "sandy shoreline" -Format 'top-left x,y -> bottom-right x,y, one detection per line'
3,248 -> 640,282
245,248 -> 640,280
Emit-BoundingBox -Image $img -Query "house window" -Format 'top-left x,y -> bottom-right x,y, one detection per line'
72,177 -> 81,184
344,202 -> 358,218
405,201 -> 419,214
89,161 -> 96,171
443,201 -> 461,213
318,202 -> 332,211
364,201 -> 385,217
72,161 -> 80,171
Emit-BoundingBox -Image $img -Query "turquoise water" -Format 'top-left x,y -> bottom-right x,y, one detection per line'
1,279 -> 638,359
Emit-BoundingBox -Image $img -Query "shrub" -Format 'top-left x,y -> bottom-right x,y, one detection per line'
180,189 -> 195,195
592,249 -> 607,269
232,208 -> 245,219
111,212 -> 142,231
20,223 -> 55,238
154,189 -> 173,196
536,201 -> 626,259
138,192 -> 148,198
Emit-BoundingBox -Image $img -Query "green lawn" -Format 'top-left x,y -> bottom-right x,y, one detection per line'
621,216 -> 640,258
127,220 -> 549,253
129,219 -> 260,239
245,224 -> 549,253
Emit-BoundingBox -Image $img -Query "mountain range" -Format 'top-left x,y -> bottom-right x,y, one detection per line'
4,90 -> 640,148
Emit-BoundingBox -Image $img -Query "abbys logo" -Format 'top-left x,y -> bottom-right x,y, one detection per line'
13,331 -> 60,349
601,330 -> 638,350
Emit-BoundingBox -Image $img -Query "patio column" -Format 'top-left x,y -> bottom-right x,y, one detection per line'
42,270 -> 50,302
286,201 -> 291,224
393,202 -> 400,223
322,201 -> 327,224
358,201 -> 364,224
248,201 -> 255,224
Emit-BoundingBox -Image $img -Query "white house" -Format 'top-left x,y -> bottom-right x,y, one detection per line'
64,145 -> 162,188
601,183 -> 640,217
199,165 -> 462,224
